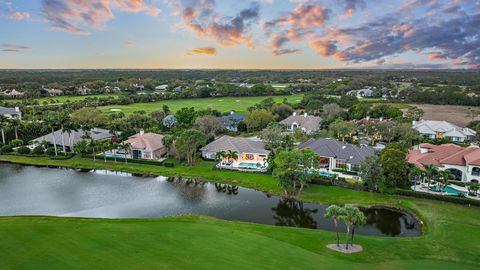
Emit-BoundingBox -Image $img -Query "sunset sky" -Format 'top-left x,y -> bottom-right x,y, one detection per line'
1,0 -> 479,69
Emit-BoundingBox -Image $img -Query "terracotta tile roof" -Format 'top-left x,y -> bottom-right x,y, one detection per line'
125,132 -> 164,152
407,144 -> 480,168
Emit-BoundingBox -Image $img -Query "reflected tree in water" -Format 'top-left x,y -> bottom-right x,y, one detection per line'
272,198 -> 318,229
166,177 -> 208,203
215,183 -> 239,195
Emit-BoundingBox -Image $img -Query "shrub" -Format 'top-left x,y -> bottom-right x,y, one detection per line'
9,139 -> 24,147
32,146 -> 45,155
45,147 -> 56,156
395,189 -> 480,207
0,145 -> 13,154
164,162 -> 175,167
50,154 -> 74,160
17,146 -> 31,155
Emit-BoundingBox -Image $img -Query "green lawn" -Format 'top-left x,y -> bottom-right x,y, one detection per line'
0,155 -> 479,270
4,94 -> 120,105
98,94 -> 304,115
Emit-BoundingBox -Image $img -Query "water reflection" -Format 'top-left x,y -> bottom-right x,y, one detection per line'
0,164 -> 421,237
272,199 -> 318,228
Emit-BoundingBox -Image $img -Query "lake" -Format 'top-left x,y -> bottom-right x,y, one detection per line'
0,163 -> 421,237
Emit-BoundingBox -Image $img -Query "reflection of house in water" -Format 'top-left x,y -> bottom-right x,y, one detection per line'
272,199 -> 318,229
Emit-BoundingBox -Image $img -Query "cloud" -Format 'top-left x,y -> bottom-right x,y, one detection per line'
170,0 -> 260,48
336,0 -> 366,17
1,2 -> 31,20
187,46 -> 217,55
41,0 -> 160,34
1,43 -> 31,52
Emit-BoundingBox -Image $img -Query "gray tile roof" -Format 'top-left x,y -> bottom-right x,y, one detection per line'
280,114 -> 321,132
413,120 -> 476,138
0,106 -> 21,116
33,128 -> 113,148
201,135 -> 270,155
297,138 -> 374,165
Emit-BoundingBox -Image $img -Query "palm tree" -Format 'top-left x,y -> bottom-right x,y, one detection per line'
438,170 -> 452,193
227,150 -> 239,163
215,151 -> 226,163
89,139 -> 97,161
111,141 -> 118,163
63,122 -> 78,153
8,118 -> 21,140
324,205 -> 345,248
162,134 -> 174,158
119,143 -> 130,164
56,111 -> 70,154
339,205 -> 366,250
409,167 -> 425,191
44,112 -> 58,156
0,115 -> 8,144
424,164 -> 438,189
350,208 -> 367,247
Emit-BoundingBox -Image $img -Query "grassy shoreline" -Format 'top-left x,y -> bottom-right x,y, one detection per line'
1,155 -> 480,269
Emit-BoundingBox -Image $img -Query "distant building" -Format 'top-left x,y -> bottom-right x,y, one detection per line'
346,87 -> 375,98
77,86 -> 91,95
407,143 -> 480,182
32,128 -> 113,151
1,89 -> 25,98
280,112 -> 321,134
412,120 -> 476,142
124,131 -> 166,160
0,106 -> 22,119
46,89 -> 64,96
155,85 -> 169,91
220,112 -> 245,132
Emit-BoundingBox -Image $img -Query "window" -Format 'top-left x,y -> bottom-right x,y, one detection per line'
472,167 -> 480,176
245,154 -> 255,160
336,159 -> 347,170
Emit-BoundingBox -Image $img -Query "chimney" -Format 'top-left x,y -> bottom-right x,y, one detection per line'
380,117 -> 384,121
412,120 -> 417,125
293,112 -> 297,116
139,129 -> 145,136
230,111 -> 234,115
15,107 -> 20,112
304,113 -> 308,118
366,116 -> 370,121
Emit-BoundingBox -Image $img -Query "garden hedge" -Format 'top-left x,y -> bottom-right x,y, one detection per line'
395,189 -> 480,207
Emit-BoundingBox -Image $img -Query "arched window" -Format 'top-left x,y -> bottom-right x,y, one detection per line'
447,168 -> 462,181
472,167 -> 480,176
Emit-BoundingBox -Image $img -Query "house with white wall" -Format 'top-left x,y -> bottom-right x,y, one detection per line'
124,131 -> 166,160
412,120 -> 476,142
280,112 -> 321,134
407,143 -> 480,183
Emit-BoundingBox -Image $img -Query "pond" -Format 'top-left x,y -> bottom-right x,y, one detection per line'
0,164 -> 421,237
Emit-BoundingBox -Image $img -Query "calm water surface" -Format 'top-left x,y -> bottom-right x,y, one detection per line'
0,164 -> 421,237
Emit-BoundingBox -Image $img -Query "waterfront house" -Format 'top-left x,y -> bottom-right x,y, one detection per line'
32,128 -> 114,151
124,131 -> 166,160
297,138 -> 374,174
0,106 -> 22,119
407,143 -> 480,182
201,135 -> 270,170
280,112 -> 321,134
220,112 -> 245,132
412,120 -> 476,142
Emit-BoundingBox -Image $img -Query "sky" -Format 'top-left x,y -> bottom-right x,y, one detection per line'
0,0 -> 479,69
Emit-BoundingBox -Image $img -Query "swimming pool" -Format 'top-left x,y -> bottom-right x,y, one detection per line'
430,185 -> 467,196
101,153 -> 127,159
238,162 -> 261,169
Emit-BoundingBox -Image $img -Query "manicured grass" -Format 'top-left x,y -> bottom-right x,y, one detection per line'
4,94 -> 120,105
0,155 -> 479,269
98,94 -> 304,115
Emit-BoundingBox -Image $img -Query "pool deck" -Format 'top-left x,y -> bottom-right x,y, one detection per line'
411,184 -> 480,200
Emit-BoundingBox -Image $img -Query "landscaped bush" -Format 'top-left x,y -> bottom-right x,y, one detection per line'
164,162 -> 175,167
449,180 -> 467,187
332,169 -> 359,176
45,147 -> 56,156
17,146 -> 31,155
50,154 -> 75,160
0,145 -> 13,154
395,189 -> 480,207
9,139 -> 24,148
32,146 -> 45,155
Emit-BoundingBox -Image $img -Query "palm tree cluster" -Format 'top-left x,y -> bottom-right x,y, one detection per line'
325,205 -> 367,250
215,150 -> 239,164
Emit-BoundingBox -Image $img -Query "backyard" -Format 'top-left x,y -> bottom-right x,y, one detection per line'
0,155 -> 479,270
98,94 -> 304,115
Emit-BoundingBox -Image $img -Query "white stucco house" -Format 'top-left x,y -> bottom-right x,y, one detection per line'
0,106 -> 22,119
412,120 -> 476,142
